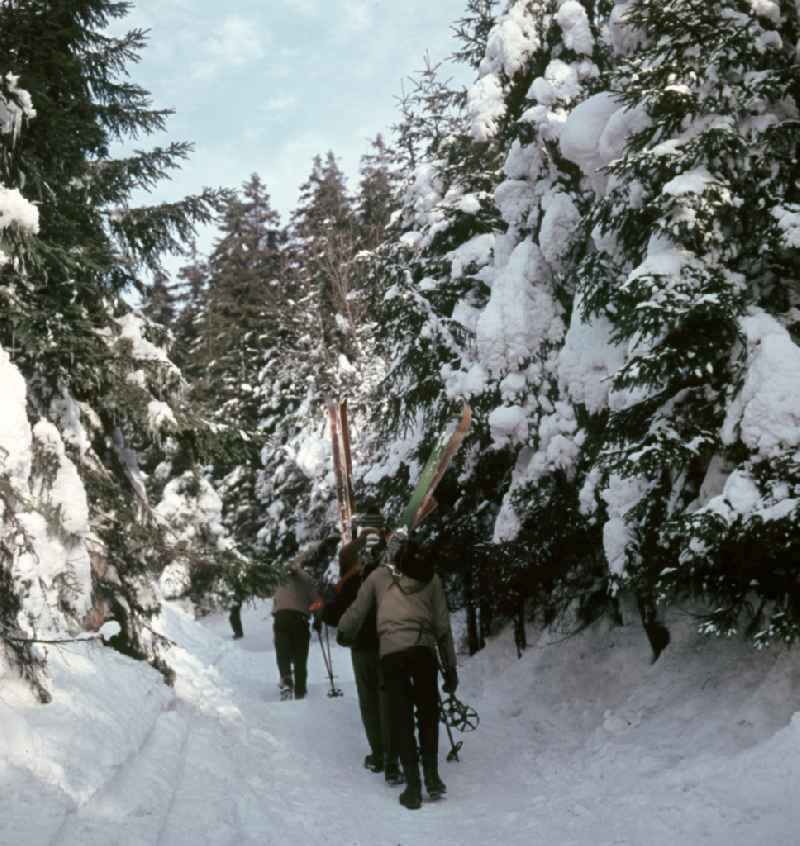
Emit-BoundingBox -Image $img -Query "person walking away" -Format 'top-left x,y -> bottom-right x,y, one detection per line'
272,554 -> 320,700
321,509 -> 403,785
228,602 -> 244,639
336,535 -> 458,810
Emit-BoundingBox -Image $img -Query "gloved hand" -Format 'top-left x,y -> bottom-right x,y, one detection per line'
442,667 -> 458,695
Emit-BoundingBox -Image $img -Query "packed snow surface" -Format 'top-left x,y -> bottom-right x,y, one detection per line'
1,600 -> 798,845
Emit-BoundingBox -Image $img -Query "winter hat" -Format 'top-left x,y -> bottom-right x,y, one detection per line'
354,507 -> 384,549
395,538 -> 433,583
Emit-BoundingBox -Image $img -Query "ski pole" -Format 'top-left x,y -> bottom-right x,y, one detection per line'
443,704 -> 462,762
438,692 -> 463,762
317,624 -> 343,697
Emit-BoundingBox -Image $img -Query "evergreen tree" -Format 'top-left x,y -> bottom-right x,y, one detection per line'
356,134 -> 399,248
289,151 -> 359,394
354,19 -> 509,643
202,174 -> 283,419
452,0 -> 500,71
140,268 -> 176,348
0,1 -> 223,396
463,0 -> 614,636
574,0 -> 800,645
0,0 -> 229,689
199,174 -> 287,553
171,243 -> 210,381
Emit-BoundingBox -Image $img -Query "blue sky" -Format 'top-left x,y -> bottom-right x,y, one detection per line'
115,0 -> 472,261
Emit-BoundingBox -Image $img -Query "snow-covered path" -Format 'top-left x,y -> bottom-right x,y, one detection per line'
2,599 -> 799,846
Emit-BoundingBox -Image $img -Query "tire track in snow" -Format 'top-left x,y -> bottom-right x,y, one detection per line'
42,683 -> 181,846
47,637 -> 236,846
48,705 -> 191,846
152,703 -> 194,846
142,637 -> 272,846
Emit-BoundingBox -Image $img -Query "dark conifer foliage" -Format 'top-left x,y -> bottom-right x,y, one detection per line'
203,173 -> 284,419
0,0 -> 224,399
575,0 -> 800,645
170,244 -> 210,382
0,0 -> 230,691
198,174 -> 288,555
356,134 -> 399,247
452,0 -> 500,70
289,151 -> 360,392
140,269 -> 176,346
3,0 -> 798,689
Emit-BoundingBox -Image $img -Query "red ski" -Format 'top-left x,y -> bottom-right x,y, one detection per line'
327,399 -> 356,543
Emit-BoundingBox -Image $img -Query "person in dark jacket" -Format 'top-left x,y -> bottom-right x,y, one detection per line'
271,554 -> 320,700
228,603 -> 244,639
337,533 -> 458,811
322,510 -> 403,785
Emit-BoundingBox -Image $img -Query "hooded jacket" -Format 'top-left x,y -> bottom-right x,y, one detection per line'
271,565 -> 319,617
321,535 -> 383,650
336,557 -> 457,673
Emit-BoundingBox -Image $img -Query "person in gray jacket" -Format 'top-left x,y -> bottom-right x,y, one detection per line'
337,534 -> 458,810
272,555 -> 320,700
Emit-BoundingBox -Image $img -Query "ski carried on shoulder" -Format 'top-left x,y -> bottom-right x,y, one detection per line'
327,398 -> 356,543
400,403 -> 472,533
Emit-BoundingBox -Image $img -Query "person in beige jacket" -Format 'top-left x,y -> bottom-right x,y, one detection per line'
337,535 -> 458,810
272,556 -> 320,700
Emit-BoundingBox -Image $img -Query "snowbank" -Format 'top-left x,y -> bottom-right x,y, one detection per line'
2,599 -> 799,845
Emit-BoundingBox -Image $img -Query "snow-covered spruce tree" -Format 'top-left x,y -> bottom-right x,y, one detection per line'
353,29 -> 518,651
0,71 -> 53,698
452,0 -> 502,70
140,268 -> 177,347
254,150 -> 391,563
568,0 -> 800,647
414,0 -> 614,640
289,152 -> 362,395
0,1 -> 228,694
356,134 -> 400,250
193,174 -> 288,559
170,243 -> 211,384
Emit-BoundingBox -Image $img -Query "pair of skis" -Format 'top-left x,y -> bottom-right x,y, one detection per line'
327,399 -> 356,544
327,399 -> 472,539
399,403 -> 472,533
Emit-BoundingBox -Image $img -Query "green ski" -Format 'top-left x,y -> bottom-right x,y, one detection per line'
400,404 -> 472,532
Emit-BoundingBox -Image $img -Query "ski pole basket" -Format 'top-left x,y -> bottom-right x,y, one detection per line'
440,694 -> 479,733
439,693 -> 479,762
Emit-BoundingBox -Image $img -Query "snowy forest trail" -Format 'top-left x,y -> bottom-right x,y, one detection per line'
3,599 -> 800,846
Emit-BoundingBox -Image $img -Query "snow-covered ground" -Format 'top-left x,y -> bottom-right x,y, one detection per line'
1,599 -> 799,845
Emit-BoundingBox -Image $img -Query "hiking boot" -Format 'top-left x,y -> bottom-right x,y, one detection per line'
279,678 -> 293,701
398,760 -> 422,810
363,753 -> 384,773
399,783 -> 422,810
384,760 -> 405,786
422,755 -> 447,799
424,770 -> 447,799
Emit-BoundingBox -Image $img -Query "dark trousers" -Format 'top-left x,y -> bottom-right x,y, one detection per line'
351,648 -> 395,763
273,610 -> 311,697
229,604 -> 243,638
381,646 -> 439,773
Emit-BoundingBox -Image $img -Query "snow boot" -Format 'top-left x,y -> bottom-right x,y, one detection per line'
363,753 -> 384,773
279,678 -> 293,701
398,761 -> 422,810
384,759 -> 405,787
422,754 -> 446,799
